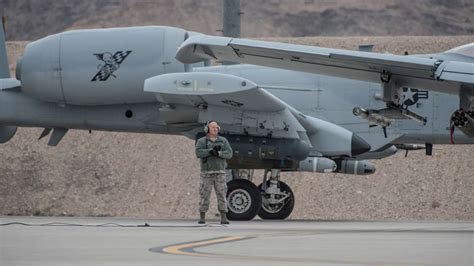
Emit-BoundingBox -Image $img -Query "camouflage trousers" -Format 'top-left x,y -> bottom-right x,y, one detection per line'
199,171 -> 228,213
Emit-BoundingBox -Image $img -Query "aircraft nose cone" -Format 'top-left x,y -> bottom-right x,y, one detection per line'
351,134 -> 371,156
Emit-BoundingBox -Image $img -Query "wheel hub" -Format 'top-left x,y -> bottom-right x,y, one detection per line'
261,190 -> 290,214
227,189 -> 252,214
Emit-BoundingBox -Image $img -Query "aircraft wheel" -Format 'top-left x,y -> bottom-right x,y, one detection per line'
226,179 -> 261,221
257,181 -> 295,220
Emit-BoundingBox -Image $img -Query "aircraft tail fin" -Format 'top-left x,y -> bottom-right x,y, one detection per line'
0,16 -> 10,79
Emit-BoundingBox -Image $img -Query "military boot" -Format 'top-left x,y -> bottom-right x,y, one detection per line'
198,212 -> 206,224
220,212 -> 229,225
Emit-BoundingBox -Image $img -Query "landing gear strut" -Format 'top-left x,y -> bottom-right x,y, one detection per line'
258,169 -> 295,220
226,169 -> 295,221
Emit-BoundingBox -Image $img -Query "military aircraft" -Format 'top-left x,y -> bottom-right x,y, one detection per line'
1,22 -> 473,221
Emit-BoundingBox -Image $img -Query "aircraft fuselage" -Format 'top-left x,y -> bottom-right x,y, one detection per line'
1,63 -> 472,148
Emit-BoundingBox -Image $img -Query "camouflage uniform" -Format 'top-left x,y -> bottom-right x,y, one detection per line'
199,171 -> 228,213
195,135 -> 233,213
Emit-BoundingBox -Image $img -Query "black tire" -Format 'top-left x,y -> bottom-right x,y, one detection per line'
226,179 -> 262,221
257,181 -> 295,220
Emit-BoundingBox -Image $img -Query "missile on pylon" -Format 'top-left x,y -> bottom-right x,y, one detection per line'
352,107 -> 392,128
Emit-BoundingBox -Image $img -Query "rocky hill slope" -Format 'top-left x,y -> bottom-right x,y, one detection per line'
3,0 -> 474,41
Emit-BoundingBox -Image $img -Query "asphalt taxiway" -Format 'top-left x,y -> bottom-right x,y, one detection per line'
1,216 -> 472,265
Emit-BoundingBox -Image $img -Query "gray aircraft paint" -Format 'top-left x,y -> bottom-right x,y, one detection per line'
18,26 -> 188,105
177,35 -> 474,97
193,65 -> 473,148
1,62 -> 470,146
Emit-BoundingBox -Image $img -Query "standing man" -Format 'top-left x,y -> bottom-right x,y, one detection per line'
195,121 -> 233,224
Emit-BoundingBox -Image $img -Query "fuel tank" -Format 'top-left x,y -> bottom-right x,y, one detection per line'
17,26 -> 189,105
297,157 -> 337,173
335,159 -> 376,175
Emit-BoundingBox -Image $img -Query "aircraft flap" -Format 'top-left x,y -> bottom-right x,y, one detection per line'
439,61 -> 474,84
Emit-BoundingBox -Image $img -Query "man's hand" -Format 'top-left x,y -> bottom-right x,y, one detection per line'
209,146 -> 221,156
209,149 -> 218,156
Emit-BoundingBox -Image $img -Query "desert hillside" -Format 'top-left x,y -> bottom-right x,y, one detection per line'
2,36 -> 473,220
3,0 -> 474,41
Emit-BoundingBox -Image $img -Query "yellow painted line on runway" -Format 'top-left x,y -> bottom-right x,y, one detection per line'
162,236 -> 248,257
156,235 -> 374,264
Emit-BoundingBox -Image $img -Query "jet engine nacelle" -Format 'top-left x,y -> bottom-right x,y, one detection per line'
17,26 -> 190,105
335,159 -> 376,175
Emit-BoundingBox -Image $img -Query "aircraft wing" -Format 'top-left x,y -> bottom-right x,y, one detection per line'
144,72 -> 371,157
144,72 -> 305,139
176,35 -> 474,95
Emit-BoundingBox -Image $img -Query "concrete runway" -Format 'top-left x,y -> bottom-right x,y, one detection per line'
1,216 -> 473,266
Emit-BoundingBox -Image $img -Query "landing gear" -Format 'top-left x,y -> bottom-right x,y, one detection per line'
226,179 -> 261,221
258,169 -> 295,220
226,169 -> 295,220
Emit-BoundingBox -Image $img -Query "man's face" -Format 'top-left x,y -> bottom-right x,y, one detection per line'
208,122 -> 219,137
